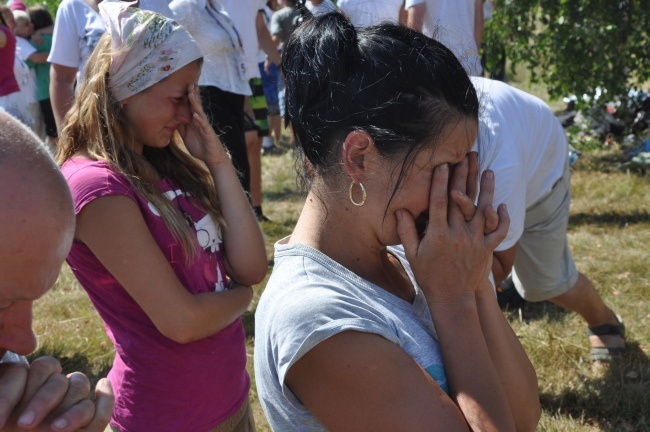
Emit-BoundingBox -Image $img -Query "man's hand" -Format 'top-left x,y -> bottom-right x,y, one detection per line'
0,356 -> 114,431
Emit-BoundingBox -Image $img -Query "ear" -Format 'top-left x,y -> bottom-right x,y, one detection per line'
341,130 -> 374,181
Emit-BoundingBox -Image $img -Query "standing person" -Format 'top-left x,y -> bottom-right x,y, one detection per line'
0,6 -> 21,119
255,15 -> 540,431
0,110 -> 114,432
270,0 -> 300,144
56,3 -> 267,431
48,0 -> 173,133
472,77 -> 626,362
0,6 -> 39,131
406,0 -> 483,76
170,0 -> 253,198
12,9 -> 45,136
27,4 -> 59,148
222,0 -> 281,221
259,0 -> 282,155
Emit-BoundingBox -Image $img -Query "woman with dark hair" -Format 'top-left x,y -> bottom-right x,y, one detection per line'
254,13 -> 540,431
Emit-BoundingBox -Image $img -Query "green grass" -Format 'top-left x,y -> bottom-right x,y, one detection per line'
30,139 -> 649,431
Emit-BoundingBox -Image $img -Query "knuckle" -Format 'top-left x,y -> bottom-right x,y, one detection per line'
67,373 -> 92,399
29,356 -> 61,376
62,400 -> 95,430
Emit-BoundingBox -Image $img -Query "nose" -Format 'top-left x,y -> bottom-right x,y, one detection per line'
175,98 -> 193,125
0,302 -> 38,356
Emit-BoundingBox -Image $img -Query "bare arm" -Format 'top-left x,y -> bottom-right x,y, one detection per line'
474,0 -> 484,50
286,332 -> 470,431
76,195 -> 254,344
396,159 -> 517,431
271,33 -> 281,49
492,245 -> 516,285
49,63 -> 78,133
0,30 -> 6,48
27,51 -> 49,64
406,3 -> 425,32
256,11 -> 281,64
475,280 -> 540,432
184,84 -> 268,285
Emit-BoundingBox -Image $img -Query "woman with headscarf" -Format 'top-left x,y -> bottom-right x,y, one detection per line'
56,2 -> 267,430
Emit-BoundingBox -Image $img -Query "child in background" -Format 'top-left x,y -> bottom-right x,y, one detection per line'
6,8 -> 41,133
27,5 -> 57,149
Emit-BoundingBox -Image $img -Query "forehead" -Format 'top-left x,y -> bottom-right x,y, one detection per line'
150,61 -> 200,92
416,119 -> 478,164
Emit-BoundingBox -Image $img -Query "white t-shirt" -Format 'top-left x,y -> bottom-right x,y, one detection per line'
170,0 -> 251,95
48,0 -> 173,81
471,77 -> 568,251
338,0 -> 404,28
14,36 -> 38,103
305,0 -> 337,16
406,0 -> 482,76
222,0 -> 265,80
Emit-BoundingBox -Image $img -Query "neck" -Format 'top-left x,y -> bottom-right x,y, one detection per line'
290,186 -> 415,302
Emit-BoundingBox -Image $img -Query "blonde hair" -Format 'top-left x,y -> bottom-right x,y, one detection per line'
56,34 -> 224,263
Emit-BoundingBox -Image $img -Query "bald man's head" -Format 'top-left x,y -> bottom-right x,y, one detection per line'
0,112 -> 75,358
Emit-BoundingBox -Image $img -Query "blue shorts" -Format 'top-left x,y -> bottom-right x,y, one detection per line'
259,61 -> 280,116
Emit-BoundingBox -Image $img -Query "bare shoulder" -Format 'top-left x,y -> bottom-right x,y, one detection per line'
286,331 -> 469,431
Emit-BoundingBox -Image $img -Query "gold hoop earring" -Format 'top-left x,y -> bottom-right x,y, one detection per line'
349,181 -> 367,207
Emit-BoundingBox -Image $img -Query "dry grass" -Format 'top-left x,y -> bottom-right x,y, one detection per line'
30,139 -> 649,431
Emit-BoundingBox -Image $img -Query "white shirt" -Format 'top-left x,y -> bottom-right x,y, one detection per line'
471,77 -> 568,251
222,0 -> 265,80
170,0 -> 251,95
305,0 -> 337,16
406,0 -> 482,76
338,0 -> 404,28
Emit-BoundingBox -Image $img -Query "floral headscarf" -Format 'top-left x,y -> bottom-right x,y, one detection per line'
99,0 -> 203,101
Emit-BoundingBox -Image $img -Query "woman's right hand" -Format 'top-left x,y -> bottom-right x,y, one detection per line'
395,161 -> 509,305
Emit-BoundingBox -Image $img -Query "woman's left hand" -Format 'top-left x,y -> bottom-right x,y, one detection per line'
180,84 -> 230,168
449,152 -> 499,234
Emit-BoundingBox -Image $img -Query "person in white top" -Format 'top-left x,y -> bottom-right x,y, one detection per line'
472,77 -> 626,362
0,111 -> 114,432
170,0 -> 255,200
48,0 -> 173,133
12,10 -> 45,135
305,0 -> 337,16
406,0 -> 483,76
338,0 -> 406,28
222,0 -> 281,221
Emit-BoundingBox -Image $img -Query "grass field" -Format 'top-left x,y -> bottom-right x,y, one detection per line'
30,137 -> 649,430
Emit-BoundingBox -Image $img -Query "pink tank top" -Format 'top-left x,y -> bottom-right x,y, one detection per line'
62,158 -> 249,432
0,26 -> 20,97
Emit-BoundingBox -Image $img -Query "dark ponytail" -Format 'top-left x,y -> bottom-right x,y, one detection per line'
282,13 -> 479,193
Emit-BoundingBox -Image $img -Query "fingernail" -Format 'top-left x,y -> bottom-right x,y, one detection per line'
18,411 -> 36,426
486,170 -> 494,179
440,163 -> 448,172
456,190 -> 464,196
53,418 -> 68,430
395,210 -> 403,221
